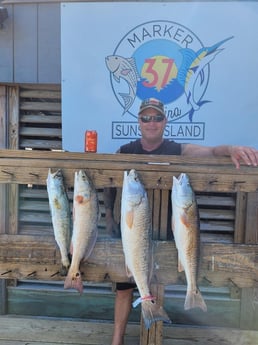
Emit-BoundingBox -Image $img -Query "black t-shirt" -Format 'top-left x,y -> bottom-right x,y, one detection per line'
119,138 -> 182,155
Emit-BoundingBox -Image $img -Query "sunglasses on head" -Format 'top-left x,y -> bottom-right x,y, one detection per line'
139,114 -> 166,123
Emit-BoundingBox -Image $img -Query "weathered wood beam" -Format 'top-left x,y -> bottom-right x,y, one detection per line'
0,150 -> 257,192
0,239 -> 257,288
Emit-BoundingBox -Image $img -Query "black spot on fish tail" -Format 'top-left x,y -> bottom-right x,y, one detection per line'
64,271 -> 83,294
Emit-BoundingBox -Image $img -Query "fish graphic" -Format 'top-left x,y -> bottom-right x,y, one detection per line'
171,173 -> 207,312
178,36 -> 234,121
121,169 -> 171,329
105,55 -> 140,114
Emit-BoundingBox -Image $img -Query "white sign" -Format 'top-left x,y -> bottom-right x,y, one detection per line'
61,2 -> 258,153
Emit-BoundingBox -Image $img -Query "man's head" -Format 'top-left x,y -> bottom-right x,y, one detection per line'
138,98 -> 167,145
139,98 -> 165,116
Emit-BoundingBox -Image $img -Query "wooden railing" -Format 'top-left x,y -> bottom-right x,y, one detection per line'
0,149 -> 258,344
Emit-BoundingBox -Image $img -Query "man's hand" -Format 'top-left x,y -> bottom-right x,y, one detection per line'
229,146 -> 258,169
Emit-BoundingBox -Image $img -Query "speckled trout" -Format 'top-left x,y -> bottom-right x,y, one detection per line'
46,169 -> 71,276
64,170 -> 99,294
121,169 -> 171,329
171,173 -> 207,312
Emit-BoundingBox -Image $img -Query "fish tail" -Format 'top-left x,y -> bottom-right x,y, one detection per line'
184,288 -> 207,312
64,270 -> 83,294
119,92 -> 133,114
141,300 -> 172,329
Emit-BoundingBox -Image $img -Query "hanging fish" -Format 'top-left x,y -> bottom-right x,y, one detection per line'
171,173 -> 207,312
64,170 -> 99,294
46,169 -> 71,276
121,169 -> 171,329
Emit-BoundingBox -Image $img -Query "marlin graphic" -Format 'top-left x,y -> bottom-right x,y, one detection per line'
178,36 -> 234,121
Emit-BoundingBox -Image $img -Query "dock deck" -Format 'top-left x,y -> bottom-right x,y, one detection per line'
0,316 -> 257,345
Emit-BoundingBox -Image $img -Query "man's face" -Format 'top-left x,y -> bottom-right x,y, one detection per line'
138,108 -> 167,142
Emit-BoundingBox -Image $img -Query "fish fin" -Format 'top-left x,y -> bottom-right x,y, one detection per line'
113,74 -> 120,82
119,92 -> 134,114
180,213 -> 191,228
184,288 -> 207,312
121,68 -> 131,76
171,216 -> 174,233
178,256 -> 184,272
141,300 -> 172,329
64,270 -> 84,294
83,230 -> 98,261
126,210 -> 134,229
69,242 -> 74,256
125,265 -> 133,278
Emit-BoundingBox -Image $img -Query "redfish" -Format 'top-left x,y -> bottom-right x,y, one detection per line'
64,170 -> 99,294
171,173 -> 207,312
121,169 -> 171,329
46,169 -> 71,276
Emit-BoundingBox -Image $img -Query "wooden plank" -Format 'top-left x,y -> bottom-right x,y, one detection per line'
20,101 -> 61,111
245,192 -> 258,244
160,190 -> 169,240
19,89 -> 61,99
7,184 -> 19,235
197,194 -> 236,207
20,114 -> 61,124
19,139 -> 62,149
0,86 -> 7,235
152,189 -> 161,240
0,240 -> 257,288
19,127 -> 62,137
0,87 -> 9,312
234,192 -> 247,243
0,151 -> 257,192
200,220 -> 234,233
200,208 -> 234,220
8,87 -> 19,149
0,316 -> 257,345
0,86 -> 7,148
8,87 -> 19,236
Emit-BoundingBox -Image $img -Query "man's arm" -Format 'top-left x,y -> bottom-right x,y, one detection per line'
181,143 -> 258,169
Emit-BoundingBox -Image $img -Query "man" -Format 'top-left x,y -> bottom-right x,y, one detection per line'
104,98 -> 258,345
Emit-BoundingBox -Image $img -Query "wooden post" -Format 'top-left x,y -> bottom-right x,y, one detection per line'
8,86 -> 20,235
0,85 -> 8,313
245,191 -> 258,244
239,191 -> 258,330
234,191 -> 247,244
140,284 -> 165,345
